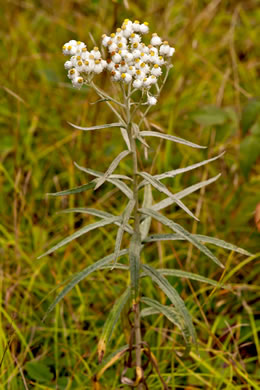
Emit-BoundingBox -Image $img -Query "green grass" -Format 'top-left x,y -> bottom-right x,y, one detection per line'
0,0 -> 260,388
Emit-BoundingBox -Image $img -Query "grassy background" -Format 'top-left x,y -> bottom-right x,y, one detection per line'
0,0 -> 260,388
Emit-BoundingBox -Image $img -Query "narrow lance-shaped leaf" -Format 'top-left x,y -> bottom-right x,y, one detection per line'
47,181 -> 96,197
141,297 -> 183,334
98,287 -> 130,362
74,162 -> 133,199
129,232 -> 142,299
38,216 -> 120,259
142,264 -> 196,345
138,171 -> 199,221
95,150 -> 131,190
75,164 -> 133,181
158,269 -> 221,287
154,152 -> 225,181
43,249 -> 128,320
68,122 -> 124,131
112,200 -> 135,268
144,233 -> 251,256
60,207 -> 133,234
120,127 -> 131,151
140,130 -> 206,149
140,184 -> 153,241
139,208 -> 224,268
152,174 -> 221,212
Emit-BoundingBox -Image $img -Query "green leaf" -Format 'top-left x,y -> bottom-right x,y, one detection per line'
43,249 -> 128,319
141,307 -> 161,317
139,208 -> 224,268
74,164 -> 132,181
154,153 -> 225,180
98,287 -> 130,362
95,150 -> 131,190
190,105 -> 228,126
241,98 -> 260,135
158,269 -> 221,287
142,264 -> 196,345
68,122 -> 124,131
144,233 -> 251,256
47,181 -> 95,196
120,127 -> 131,151
60,207 -> 133,234
138,171 -> 198,221
140,184 -> 153,241
25,361 -> 53,383
129,232 -> 142,298
74,162 -> 133,199
141,297 -> 182,331
38,216 -> 120,259
140,130 -> 206,149
152,174 -> 221,212
112,200 -> 135,268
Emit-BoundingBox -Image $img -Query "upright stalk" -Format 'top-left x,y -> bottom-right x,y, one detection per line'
124,86 -> 143,388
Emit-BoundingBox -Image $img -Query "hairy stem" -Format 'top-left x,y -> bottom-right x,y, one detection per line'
124,85 -> 143,388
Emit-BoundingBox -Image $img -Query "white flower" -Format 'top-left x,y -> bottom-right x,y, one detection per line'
90,47 -> 101,59
154,55 -> 164,66
102,34 -> 111,47
132,49 -> 141,59
140,52 -> 149,62
76,60 -> 84,72
68,40 -> 77,46
139,22 -> 149,34
67,68 -> 78,80
168,47 -> 175,57
127,66 -> 136,76
121,73 -> 132,83
64,60 -> 73,70
106,59 -> 115,71
150,75 -> 157,84
159,41 -> 170,56
129,33 -> 141,45
72,76 -> 84,89
93,59 -> 103,74
143,77 -> 153,88
76,41 -> 86,50
83,60 -> 95,73
111,52 -> 121,63
151,64 -> 162,77
124,52 -> 134,63
132,20 -> 141,32
135,69 -> 145,79
111,70 -> 121,81
119,62 -> 128,73
108,42 -> 118,53
81,48 -> 89,60
133,79 -> 143,89
150,33 -> 162,46
147,95 -> 157,105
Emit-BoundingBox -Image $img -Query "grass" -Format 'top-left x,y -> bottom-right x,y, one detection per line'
0,0 -> 260,388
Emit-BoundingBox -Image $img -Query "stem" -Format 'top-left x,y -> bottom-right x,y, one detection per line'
124,85 -> 143,389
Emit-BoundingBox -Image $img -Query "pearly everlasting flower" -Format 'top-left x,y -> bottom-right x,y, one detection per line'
147,95 -> 157,105
72,76 -> 84,89
63,18 -> 174,99
67,68 -> 78,80
133,79 -> 143,89
139,22 -> 149,34
64,60 -> 73,70
121,73 -> 132,84
151,64 -> 162,77
150,33 -> 162,46
159,41 -> 171,56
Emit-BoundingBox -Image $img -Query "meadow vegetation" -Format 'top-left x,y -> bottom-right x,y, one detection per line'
0,0 -> 259,388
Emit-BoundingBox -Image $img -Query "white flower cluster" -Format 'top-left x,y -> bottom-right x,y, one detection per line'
102,19 -> 175,105
62,19 -> 175,104
62,40 -> 107,88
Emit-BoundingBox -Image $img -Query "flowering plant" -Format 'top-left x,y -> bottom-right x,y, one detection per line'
39,19 -> 251,388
